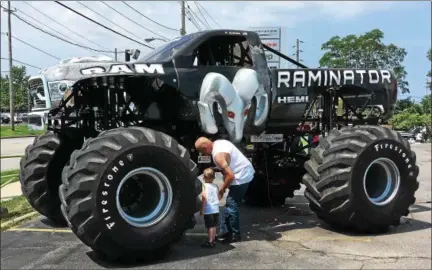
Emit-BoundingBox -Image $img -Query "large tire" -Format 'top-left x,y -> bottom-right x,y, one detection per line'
303,125 -> 419,233
59,127 -> 199,262
19,131 -> 82,224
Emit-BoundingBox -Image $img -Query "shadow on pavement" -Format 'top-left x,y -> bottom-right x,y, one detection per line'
86,235 -> 235,268
409,203 -> 431,214
236,196 -> 432,243
40,218 -> 69,228
11,196 -> 429,268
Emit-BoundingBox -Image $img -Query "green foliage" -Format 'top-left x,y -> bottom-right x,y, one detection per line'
319,29 -> 409,94
0,124 -> 45,138
396,97 -> 415,114
0,66 -> 30,111
427,48 -> 431,91
421,94 -> 431,114
391,95 -> 432,140
390,111 -> 430,130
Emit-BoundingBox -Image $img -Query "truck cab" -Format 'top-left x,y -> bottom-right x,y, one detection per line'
27,55 -> 118,130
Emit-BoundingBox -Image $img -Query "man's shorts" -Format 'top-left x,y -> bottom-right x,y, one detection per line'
204,213 -> 220,228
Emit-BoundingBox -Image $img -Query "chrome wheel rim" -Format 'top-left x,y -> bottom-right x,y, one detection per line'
116,167 -> 173,227
363,157 -> 400,206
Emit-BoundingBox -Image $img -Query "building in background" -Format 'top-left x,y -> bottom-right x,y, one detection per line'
249,27 -> 288,69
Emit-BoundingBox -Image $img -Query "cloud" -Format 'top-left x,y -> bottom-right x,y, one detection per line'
1,1 -> 400,75
313,1 -> 394,20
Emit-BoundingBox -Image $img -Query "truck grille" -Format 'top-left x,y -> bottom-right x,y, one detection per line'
28,78 -> 47,109
28,114 -> 43,126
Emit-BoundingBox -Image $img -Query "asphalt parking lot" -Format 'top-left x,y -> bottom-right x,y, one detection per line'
1,144 -> 431,269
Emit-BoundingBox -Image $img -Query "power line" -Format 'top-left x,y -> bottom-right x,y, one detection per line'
0,32 -> 61,60
186,11 -> 202,31
14,7 -> 76,41
193,1 -> 211,29
22,1 -> 111,52
185,2 -> 209,30
176,1 -> 199,31
76,1 -> 147,45
10,13 -> 116,54
121,1 -> 179,32
180,2 -> 202,32
100,1 -> 168,40
0,57 -> 42,69
6,5 -> 113,54
195,1 -> 221,28
292,39 -> 305,65
63,1 -> 154,49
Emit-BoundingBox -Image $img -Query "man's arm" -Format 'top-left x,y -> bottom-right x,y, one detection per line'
214,152 -> 235,194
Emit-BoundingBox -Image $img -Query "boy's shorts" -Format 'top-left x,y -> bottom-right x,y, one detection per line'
204,213 -> 220,228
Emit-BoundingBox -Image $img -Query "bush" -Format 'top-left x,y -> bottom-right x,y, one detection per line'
390,111 -> 425,130
390,111 -> 432,140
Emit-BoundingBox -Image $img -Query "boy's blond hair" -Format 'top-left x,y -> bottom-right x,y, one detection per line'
203,168 -> 215,181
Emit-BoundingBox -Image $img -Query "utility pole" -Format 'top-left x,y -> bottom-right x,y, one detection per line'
6,1 -> 15,131
180,0 -> 186,36
114,48 -> 117,61
292,38 -> 304,67
125,49 -> 130,62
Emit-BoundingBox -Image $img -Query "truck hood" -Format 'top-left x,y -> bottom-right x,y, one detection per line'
41,61 -> 170,83
40,59 -> 122,82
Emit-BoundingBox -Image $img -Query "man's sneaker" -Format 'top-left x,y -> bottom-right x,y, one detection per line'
216,232 -> 231,241
186,216 -> 197,229
222,234 -> 241,244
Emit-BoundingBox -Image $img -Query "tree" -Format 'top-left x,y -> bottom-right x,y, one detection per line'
319,29 -> 409,94
421,94 -> 431,115
0,65 -> 30,112
427,48 -> 431,91
395,97 -> 415,114
390,111 -> 426,130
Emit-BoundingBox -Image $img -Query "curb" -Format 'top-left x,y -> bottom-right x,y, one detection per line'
0,211 -> 39,230
0,178 -> 18,189
0,135 -> 37,139
1,155 -> 24,159
1,195 -> 22,202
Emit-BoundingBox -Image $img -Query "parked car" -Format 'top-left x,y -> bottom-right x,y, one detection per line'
1,113 -> 23,124
395,126 -> 427,143
1,113 -> 10,124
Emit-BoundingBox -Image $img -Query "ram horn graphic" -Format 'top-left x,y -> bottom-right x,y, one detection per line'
197,68 -> 269,142
232,69 -> 269,127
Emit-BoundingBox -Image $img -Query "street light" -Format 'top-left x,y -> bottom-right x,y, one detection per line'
145,37 -> 169,43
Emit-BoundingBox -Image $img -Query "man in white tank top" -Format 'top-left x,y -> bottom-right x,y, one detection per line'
195,137 -> 255,243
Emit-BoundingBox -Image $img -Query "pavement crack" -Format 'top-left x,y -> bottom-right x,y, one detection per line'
269,239 -> 431,262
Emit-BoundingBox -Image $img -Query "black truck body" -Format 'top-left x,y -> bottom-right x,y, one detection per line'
50,29 -> 398,142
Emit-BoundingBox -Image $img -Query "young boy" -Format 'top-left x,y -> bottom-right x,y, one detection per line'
200,168 -> 220,248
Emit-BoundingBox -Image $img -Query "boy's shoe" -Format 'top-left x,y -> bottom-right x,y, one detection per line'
216,232 -> 231,241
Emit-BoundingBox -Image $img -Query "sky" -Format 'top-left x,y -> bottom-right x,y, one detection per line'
0,1 -> 431,102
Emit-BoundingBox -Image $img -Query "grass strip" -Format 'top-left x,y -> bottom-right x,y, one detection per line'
0,125 -> 44,138
0,196 -> 35,231
0,169 -> 20,186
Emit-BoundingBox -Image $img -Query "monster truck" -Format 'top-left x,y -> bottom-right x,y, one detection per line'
26,55 -> 120,131
19,29 -> 419,261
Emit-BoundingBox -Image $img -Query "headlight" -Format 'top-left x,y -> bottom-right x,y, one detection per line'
48,80 -> 75,100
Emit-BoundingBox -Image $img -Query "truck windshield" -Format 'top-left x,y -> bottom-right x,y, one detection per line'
138,33 -> 199,62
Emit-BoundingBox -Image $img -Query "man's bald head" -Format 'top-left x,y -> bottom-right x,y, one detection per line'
195,137 -> 213,155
